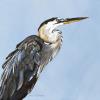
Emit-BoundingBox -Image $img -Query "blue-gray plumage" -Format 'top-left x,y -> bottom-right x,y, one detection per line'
0,35 -> 44,100
0,17 -> 88,100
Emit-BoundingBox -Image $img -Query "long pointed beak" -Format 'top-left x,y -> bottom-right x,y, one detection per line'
61,17 -> 88,24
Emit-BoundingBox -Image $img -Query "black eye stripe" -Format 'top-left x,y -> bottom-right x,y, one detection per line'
38,17 -> 58,31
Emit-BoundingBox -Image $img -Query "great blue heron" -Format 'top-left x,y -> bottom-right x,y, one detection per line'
0,17 -> 88,100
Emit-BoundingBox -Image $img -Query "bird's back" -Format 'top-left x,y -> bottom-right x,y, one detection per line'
0,34 -> 62,100
0,35 -> 44,100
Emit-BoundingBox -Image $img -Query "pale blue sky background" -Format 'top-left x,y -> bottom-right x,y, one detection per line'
0,0 -> 100,100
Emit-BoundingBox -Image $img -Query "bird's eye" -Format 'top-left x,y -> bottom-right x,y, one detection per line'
56,18 -> 64,23
56,19 -> 59,22
60,19 -> 64,21
55,19 -> 60,24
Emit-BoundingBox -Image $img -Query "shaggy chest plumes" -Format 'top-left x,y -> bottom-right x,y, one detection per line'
0,17 -> 87,100
37,35 -> 62,75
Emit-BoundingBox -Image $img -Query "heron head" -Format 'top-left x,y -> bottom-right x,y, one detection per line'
38,17 -> 88,43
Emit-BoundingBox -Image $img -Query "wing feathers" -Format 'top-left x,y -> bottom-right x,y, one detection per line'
0,35 -> 44,100
17,70 -> 24,90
